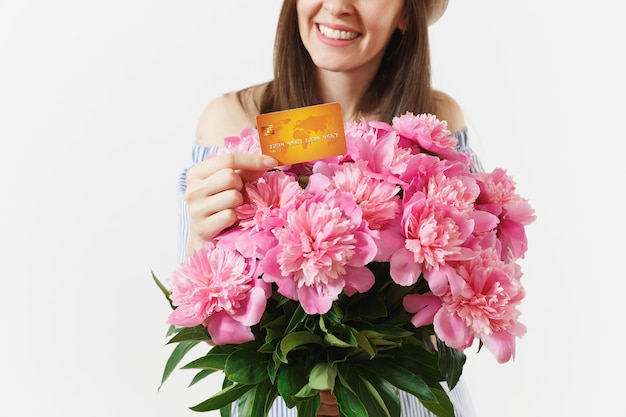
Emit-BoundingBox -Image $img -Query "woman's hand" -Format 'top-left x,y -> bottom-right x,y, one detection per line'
317,390 -> 339,417
184,153 -> 277,252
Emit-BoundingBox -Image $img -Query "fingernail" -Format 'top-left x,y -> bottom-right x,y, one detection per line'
263,157 -> 278,168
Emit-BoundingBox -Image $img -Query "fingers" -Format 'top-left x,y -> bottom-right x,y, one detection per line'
186,167 -> 245,201
184,153 -> 278,245
189,153 -> 277,180
186,180 -> 243,243
189,201 -> 240,242
186,153 -> 277,200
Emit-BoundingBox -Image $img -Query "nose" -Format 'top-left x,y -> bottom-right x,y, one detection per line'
323,0 -> 354,16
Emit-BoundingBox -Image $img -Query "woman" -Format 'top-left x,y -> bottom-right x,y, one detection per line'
178,0 -> 479,415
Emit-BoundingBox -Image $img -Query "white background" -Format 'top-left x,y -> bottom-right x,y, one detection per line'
1,1 -> 624,416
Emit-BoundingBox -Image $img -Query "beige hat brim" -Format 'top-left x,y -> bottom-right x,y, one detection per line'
427,0 -> 449,25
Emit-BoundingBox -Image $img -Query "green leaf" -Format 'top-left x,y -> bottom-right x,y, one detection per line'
437,339 -> 466,390
295,393 -> 320,417
167,326 -> 211,344
277,363 -> 308,408
384,279 -> 423,308
219,379 -> 234,417
349,328 -> 377,358
188,369 -> 213,387
151,269 -> 173,309
324,333 -> 355,348
338,365 -> 397,417
165,324 -> 179,338
267,358 -> 279,384
189,383 -> 254,412
285,304 -> 307,333
324,324 -> 358,348
308,362 -> 337,391
224,350 -> 270,385
355,366 -> 401,417
396,344 -> 443,381
273,348 -> 287,366
366,361 -> 437,403
237,382 -> 276,417
279,331 -> 323,357
356,297 -> 388,319
259,335 -> 280,353
334,375 -> 368,417
182,352 -> 228,371
254,379 -> 278,415
326,303 -> 345,323
418,383 -> 455,417
159,341 -> 199,389
358,324 -> 414,339
220,404 -> 231,417
260,309 -> 287,329
319,315 -> 329,333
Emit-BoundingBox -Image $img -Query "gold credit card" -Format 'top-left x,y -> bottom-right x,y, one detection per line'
256,102 -> 347,165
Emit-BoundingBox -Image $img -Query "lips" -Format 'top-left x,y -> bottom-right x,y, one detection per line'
317,24 -> 360,41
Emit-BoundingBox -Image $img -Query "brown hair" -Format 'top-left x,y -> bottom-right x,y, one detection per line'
252,0 -> 435,123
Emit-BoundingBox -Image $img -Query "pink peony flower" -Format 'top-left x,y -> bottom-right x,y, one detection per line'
431,248 -> 526,363
475,168 -> 536,261
390,191 -> 475,289
391,113 -> 468,164
343,118 -> 413,185
312,160 -> 401,231
217,170 -> 307,258
262,190 -> 377,315
237,171 -> 305,230
167,242 -> 271,345
425,172 -> 480,213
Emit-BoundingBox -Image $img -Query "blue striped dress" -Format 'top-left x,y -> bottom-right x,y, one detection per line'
176,128 -> 481,417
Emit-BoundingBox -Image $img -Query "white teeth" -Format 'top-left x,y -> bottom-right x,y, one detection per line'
318,24 -> 359,40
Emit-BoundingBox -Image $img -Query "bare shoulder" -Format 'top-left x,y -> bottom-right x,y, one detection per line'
195,83 -> 267,147
433,90 -> 466,133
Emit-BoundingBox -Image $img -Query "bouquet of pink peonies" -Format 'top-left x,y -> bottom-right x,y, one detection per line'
154,112 -> 536,417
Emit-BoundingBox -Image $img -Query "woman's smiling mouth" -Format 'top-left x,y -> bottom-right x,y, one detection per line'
317,24 -> 360,41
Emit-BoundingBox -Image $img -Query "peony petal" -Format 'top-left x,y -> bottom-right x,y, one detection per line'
403,293 -> 441,328
480,330 -> 516,364
167,305 -> 204,328
230,285 -> 270,326
500,219 -> 528,259
206,312 -> 254,345
439,264 -> 466,297
390,248 -> 423,286
423,267 -> 451,297
374,220 -> 404,262
505,200 -> 536,225
306,172 -> 331,195
348,231 -> 378,266
343,265 -> 375,296
275,276 -> 299,301
298,284 -> 338,315
434,309 -> 471,350
235,229 -> 277,259
260,247 -> 283,283
215,227 -> 245,252
472,210 -> 500,234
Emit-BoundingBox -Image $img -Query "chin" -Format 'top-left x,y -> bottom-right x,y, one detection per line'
310,55 -> 354,73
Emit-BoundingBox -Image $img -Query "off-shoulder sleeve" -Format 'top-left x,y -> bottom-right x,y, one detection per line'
452,127 -> 484,173
176,143 -> 221,264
